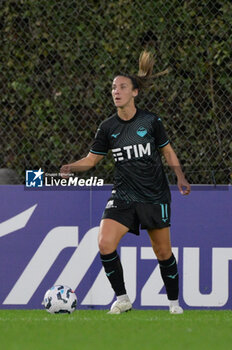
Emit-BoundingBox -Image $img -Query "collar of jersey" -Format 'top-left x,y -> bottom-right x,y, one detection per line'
116,108 -> 139,124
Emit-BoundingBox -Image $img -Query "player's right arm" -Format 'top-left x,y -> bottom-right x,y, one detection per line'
61,120 -> 109,178
60,152 -> 104,178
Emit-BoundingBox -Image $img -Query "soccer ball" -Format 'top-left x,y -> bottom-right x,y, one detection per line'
43,285 -> 77,314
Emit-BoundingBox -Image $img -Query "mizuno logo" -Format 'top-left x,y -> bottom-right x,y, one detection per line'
111,133 -> 120,138
106,270 -> 115,277
167,272 -> 178,279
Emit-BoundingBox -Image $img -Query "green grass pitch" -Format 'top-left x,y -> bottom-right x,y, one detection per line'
0,310 -> 231,350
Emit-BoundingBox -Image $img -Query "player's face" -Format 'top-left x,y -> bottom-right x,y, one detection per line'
112,76 -> 138,108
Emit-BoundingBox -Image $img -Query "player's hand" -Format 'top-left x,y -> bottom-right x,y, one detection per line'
60,164 -> 72,179
177,177 -> 191,195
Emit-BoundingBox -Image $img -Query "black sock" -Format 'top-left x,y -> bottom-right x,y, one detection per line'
100,250 -> 126,296
158,253 -> 179,301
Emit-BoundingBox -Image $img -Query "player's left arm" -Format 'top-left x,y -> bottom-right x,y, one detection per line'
160,143 -> 191,195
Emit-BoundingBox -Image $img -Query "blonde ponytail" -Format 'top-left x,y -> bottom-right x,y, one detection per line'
116,50 -> 170,92
138,51 -> 154,78
132,50 -> 155,90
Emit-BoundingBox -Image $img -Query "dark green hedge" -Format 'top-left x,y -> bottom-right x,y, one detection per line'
1,0 -> 231,183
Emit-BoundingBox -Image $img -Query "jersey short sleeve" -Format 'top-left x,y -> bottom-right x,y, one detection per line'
153,117 -> 170,149
90,122 -> 109,156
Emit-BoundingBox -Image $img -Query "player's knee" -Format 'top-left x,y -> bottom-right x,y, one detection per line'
154,246 -> 172,261
98,236 -> 115,255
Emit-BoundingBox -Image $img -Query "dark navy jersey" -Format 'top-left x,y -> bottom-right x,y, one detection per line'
90,108 -> 171,203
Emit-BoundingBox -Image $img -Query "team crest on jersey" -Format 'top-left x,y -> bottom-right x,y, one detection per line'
137,127 -> 147,137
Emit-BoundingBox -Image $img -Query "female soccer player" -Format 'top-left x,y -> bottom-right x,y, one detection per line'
60,51 -> 191,314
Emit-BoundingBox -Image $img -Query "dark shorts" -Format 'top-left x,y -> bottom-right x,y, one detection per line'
102,199 -> 171,235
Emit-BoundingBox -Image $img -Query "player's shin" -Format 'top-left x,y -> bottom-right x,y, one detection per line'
158,253 -> 179,301
100,250 -> 127,296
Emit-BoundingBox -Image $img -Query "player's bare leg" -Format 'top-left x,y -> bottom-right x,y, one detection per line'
98,218 -> 128,254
